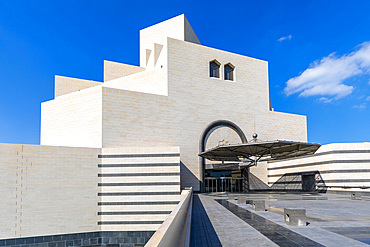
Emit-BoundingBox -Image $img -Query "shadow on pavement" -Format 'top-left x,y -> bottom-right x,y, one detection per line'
191,194 -> 222,247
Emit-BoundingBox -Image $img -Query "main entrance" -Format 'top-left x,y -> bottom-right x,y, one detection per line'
199,120 -> 321,193
204,162 -> 247,193
199,120 -> 248,192
204,177 -> 244,193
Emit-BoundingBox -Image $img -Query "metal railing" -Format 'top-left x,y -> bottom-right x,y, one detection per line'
145,187 -> 193,247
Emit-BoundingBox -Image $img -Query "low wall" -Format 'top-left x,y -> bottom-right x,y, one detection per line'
0,143 -> 100,239
0,231 -> 154,247
145,188 -> 193,247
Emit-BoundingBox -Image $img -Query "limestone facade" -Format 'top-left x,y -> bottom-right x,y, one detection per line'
40,14 -> 307,191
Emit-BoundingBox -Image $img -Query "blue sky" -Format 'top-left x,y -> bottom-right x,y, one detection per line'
0,0 -> 369,145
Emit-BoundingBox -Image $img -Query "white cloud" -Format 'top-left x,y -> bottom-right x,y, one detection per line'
318,97 -> 333,103
353,103 -> 367,109
366,96 -> 370,101
284,42 -> 370,101
278,35 -> 292,42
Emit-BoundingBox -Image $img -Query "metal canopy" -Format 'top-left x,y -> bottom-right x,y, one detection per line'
199,140 -> 321,163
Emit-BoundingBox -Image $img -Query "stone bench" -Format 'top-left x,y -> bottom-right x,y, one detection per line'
252,200 -> 265,211
351,192 -> 362,200
284,208 -> 306,226
228,194 -> 237,201
237,196 -> 246,204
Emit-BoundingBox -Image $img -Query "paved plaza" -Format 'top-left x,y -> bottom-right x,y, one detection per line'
191,192 -> 370,246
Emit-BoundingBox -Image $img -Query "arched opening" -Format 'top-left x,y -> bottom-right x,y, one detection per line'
199,120 -> 247,192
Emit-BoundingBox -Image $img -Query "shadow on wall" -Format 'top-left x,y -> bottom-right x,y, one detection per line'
191,194 -> 222,247
249,171 -> 327,193
180,161 -> 200,191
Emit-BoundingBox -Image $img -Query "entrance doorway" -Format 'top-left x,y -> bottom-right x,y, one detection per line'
204,177 -> 244,193
199,120 -> 248,192
204,170 -> 245,193
302,174 -> 316,192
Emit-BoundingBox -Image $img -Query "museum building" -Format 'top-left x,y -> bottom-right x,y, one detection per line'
1,14 -> 369,245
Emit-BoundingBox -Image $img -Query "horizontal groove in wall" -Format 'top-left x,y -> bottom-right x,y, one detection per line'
98,182 -> 180,186
268,160 -> 370,170
321,179 -> 370,183
268,179 -> 370,184
268,181 -> 302,185
98,211 -> 172,215
98,192 -> 180,196
268,150 -> 370,163
99,153 -> 180,158
98,221 -> 163,225
99,163 -> 179,167
268,169 -> 370,177
98,173 -> 180,177
98,201 -> 180,206
268,175 -> 302,178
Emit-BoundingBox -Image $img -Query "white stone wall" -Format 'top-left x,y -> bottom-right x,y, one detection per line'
250,161 -> 269,185
0,143 -> 100,239
268,143 -> 370,192
103,69 -> 168,96
41,86 -> 103,148
139,14 -> 200,70
101,87 -> 170,148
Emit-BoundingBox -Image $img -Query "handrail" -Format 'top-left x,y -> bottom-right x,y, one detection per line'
145,187 -> 193,247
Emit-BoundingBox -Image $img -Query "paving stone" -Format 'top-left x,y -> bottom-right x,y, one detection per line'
190,193 -> 370,246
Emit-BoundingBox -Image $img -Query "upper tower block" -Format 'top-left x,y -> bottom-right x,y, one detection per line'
140,14 -> 200,70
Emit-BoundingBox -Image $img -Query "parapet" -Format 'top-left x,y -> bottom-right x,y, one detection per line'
55,75 -> 102,97
104,60 -> 145,82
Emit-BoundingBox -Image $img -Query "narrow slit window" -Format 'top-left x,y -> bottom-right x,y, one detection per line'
224,64 -> 234,81
210,60 -> 220,78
